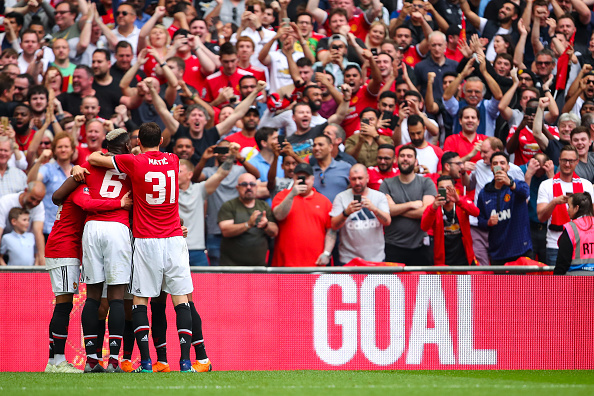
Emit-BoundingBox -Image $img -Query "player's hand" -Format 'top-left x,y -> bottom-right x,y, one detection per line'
120,191 -> 133,211
181,225 -> 188,238
409,200 -> 423,209
464,161 -> 476,172
72,165 -> 90,182
488,214 -> 498,226
202,145 -> 216,161
315,252 -> 330,266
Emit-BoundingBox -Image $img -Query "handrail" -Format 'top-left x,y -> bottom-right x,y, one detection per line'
0,265 -> 555,273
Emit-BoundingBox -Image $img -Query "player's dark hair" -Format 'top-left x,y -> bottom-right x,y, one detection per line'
106,130 -> 130,154
115,41 -> 133,52
379,91 -> 397,101
361,107 -> 379,118
74,64 -> 93,78
378,143 -> 395,151
138,122 -> 162,148
239,74 -> 257,86
459,105 -> 480,121
296,57 -> 313,68
8,207 -> 28,223
570,192 -> 594,218
166,56 -> 186,72
0,75 -> 14,95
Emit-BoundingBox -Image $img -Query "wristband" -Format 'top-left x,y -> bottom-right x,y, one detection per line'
160,62 -> 167,68
322,251 -> 331,257
245,222 -> 250,228
256,26 -> 263,31
342,209 -> 349,217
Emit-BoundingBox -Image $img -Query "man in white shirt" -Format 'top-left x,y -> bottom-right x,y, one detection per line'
537,145 -> 594,266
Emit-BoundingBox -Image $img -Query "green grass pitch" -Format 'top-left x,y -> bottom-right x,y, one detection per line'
1,371 -> 594,396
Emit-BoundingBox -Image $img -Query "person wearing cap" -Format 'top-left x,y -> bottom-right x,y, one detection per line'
444,25 -> 464,63
225,105 -> 261,160
218,172 -> 278,266
272,162 -> 336,267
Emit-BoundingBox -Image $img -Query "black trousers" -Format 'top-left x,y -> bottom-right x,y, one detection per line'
385,243 -> 433,266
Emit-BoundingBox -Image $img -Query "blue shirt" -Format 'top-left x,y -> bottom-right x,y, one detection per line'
40,162 -> 69,234
248,152 -> 284,205
1,231 -> 35,266
312,158 -> 351,203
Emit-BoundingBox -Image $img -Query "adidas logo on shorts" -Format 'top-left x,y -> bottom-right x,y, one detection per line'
86,341 -> 93,347
180,338 -> 186,344
141,335 -> 149,342
110,341 -> 118,346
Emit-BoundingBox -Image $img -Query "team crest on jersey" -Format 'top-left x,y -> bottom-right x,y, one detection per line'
504,194 -> 511,202
352,96 -> 358,104
351,23 -> 357,32
73,282 -> 78,290
83,187 -> 89,193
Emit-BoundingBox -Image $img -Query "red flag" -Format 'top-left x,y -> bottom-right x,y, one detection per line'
555,31 -> 576,91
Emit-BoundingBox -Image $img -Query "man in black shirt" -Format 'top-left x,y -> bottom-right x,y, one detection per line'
91,49 -> 122,119
57,65 -> 95,116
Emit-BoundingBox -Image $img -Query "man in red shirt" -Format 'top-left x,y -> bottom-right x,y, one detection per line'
88,122 -> 198,373
168,29 -> 216,99
225,107 -> 260,159
272,163 -> 336,266
341,50 -> 382,137
443,106 -> 487,164
205,42 -> 254,105
44,168 -> 130,373
79,129 -> 133,373
236,36 -> 266,83
307,0 -> 382,41
368,144 -> 398,190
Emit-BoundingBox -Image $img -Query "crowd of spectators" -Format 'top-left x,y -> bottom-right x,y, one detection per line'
2,0 -> 594,269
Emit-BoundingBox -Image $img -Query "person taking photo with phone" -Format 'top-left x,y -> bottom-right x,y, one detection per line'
330,164 -> 390,264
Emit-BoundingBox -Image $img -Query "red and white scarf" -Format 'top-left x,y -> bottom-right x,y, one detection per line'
551,172 -> 583,228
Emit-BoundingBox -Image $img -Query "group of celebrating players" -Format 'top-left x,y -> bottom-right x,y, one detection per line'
44,122 -> 211,373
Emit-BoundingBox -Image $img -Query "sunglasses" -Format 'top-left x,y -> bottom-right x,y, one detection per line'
117,11 -> 130,17
40,141 -> 51,146
331,45 -> 345,50
535,61 -> 553,66
238,182 -> 257,188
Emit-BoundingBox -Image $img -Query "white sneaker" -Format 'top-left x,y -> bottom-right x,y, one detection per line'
54,361 -> 83,373
44,363 -> 56,373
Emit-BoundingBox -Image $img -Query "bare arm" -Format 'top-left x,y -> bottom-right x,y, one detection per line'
532,96 -> 550,151
459,0 -> 482,29
32,221 -> 45,266
401,194 -> 435,219
513,19 -> 528,68
204,164 -> 231,195
571,0 -> 591,25
443,59 -> 474,101
306,0 -> 328,25
88,152 -> 116,169
215,81 -> 266,136
498,68 -> 519,121
138,7 -> 167,53
425,73 -> 439,114
147,79 -> 180,136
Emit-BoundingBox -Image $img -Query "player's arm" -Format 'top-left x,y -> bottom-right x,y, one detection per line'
32,220 -> 45,266
88,152 -> 116,169
52,176 -> 83,205
71,186 -> 129,212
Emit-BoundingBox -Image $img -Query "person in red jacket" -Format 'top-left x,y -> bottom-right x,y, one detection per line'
421,175 -> 479,266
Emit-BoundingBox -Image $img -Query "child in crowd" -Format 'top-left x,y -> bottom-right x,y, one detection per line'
0,207 -> 36,266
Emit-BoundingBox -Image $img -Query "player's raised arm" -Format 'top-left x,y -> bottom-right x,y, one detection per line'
88,151 -> 116,169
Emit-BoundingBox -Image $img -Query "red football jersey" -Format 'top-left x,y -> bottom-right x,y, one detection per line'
113,151 -> 183,239
45,184 -> 122,259
367,166 -> 398,190
204,68 -> 253,104
238,65 -> 267,83
81,161 -> 132,227
183,55 -> 208,97
507,125 -> 559,166
341,84 -> 379,138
